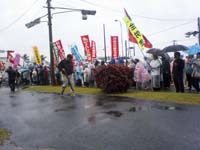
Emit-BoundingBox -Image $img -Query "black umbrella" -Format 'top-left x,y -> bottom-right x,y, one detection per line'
161,53 -> 171,61
162,44 -> 189,53
146,48 -> 164,56
146,48 -> 170,61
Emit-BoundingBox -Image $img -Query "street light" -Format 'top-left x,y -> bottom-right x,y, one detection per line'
115,19 -> 124,57
25,18 -> 41,28
185,17 -> 200,45
25,0 -> 96,85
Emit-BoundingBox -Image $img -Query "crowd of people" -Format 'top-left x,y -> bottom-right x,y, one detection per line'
1,52 -> 200,94
127,52 -> 200,93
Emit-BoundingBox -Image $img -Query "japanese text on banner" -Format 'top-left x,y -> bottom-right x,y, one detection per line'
33,46 -> 42,65
124,16 -> 145,50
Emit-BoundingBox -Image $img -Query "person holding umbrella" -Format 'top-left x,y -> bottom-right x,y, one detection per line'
172,52 -> 185,93
191,52 -> 200,93
149,54 -> 162,91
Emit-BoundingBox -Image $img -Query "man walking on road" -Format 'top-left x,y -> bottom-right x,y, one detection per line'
6,66 -> 17,92
58,54 -> 75,96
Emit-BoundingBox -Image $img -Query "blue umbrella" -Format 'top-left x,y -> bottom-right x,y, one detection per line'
185,45 -> 200,55
18,67 -> 29,73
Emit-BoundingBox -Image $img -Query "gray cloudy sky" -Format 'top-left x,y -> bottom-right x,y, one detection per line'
0,0 -> 199,60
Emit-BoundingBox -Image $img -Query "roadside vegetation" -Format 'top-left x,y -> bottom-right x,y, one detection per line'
24,86 -> 200,105
0,128 -> 10,145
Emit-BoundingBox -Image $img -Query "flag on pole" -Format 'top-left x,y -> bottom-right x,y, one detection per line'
91,40 -> 97,59
54,40 -> 65,60
111,36 -> 119,59
7,50 -> 15,64
0,61 -> 6,71
70,44 -> 82,62
32,46 -> 42,65
81,35 -> 92,62
52,43 -> 59,63
13,53 -> 21,68
124,9 -> 152,49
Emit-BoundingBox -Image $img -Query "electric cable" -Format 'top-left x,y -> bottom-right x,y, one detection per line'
0,0 -> 41,33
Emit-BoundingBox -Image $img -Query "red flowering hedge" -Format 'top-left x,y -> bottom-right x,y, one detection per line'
93,64 -> 133,93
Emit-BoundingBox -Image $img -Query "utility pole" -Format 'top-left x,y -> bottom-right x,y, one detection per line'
125,40 -> 128,66
173,40 -> 177,45
115,20 -> 124,57
185,17 -> 200,45
47,0 -> 55,85
103,24 -> 107,62
26,2 -> 96,85
198,17 -> 200,45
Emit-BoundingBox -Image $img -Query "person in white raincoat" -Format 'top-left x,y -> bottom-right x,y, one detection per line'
150,55 -> 162,91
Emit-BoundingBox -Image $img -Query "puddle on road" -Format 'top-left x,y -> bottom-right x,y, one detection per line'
102,103 -> 117,109
87,112 -> 112,125
153,105 -> 183,111
105,110 -> 123,117
129,106 -> 136,112
10,102 -> 18,108
128,105 -> 151,112
54,105 -> 76,112
38,97 -> 50,103
127,104 -> 184,113
14,147 -> 56,150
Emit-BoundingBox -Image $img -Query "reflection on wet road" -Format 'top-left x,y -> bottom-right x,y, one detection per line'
0,87 -> 200,150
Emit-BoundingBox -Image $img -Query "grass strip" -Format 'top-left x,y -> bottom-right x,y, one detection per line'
24,86 -> 200,105
0,128 -> 10,145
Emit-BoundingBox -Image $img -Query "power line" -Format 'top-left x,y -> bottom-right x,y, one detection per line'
75,0 -> 122,14
79,0 -> 196,22
0,0 -> 41,33
130,13 -> 196,22
154,37 -> 197,45
176,37 -> 197,42
53,1 -> 77,9
147,21 -> 195,37
128,10 -> 196,22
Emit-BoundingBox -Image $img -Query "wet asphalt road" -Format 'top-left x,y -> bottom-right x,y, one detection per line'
0,87 -> 200,150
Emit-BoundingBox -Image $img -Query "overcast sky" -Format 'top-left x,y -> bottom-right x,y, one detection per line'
0,0 -> 200,61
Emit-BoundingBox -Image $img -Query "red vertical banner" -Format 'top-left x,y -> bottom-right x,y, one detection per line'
111,36 -> 119,59
91,40 -> 96,59
54,40 -> 65,60
0,61 -> 6,71
81,35 -> 92,62
13,53 -> 21,69
7,50 -> 15,64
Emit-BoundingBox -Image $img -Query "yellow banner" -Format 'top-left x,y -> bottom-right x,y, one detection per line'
33,46 -> 42,64
124,16 -> 145,50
